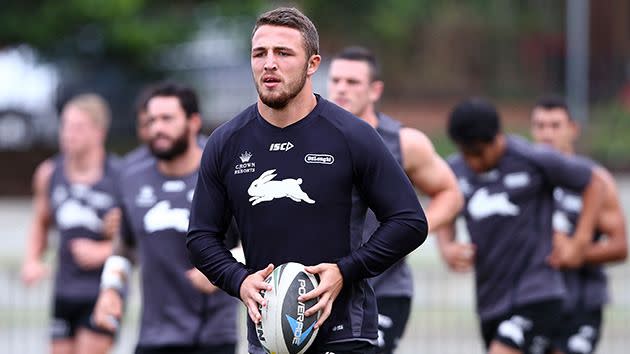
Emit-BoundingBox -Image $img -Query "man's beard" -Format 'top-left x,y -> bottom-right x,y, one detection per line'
256,64 -> 308,109
149,127 -> 190,161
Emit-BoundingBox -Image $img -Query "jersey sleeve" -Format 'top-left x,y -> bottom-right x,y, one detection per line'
223,217 -> 241,250
112,171 -> 136,251
186,130 -> 251,298
336,122 -> 428,284
118,202 -> 136,250
527,143 -> 592,192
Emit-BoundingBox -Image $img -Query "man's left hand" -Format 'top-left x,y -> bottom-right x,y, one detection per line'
300,263 -> 344,329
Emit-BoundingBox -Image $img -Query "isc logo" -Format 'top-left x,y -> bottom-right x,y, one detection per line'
269,142 -> 294,151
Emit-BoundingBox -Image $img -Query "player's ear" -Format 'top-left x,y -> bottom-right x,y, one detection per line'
307,54 -> 321,76
571,120 -> 581,140
369,80 -> 384,103
189,113 -> 203,135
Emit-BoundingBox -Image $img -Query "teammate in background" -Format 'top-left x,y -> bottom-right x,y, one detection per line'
21,94 -> 119,354
92,82 -> 240,354
124,85 -> 209,167
327,46 -> 463,353
436,98 -> 606,354
187,7 -> 428,354
530,96 -> 627,354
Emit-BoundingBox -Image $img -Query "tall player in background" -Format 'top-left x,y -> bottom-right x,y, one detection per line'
327,46 -> 463,353
530,96 -> 627,354
437,98 -> 605,354
187,7 -> 428,354
93,82 -> 240,354
21,94 -> 119,354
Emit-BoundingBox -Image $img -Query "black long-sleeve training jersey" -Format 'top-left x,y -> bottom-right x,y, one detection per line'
187,95 -> 427,351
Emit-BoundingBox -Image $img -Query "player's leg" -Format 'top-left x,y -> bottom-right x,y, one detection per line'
554,308 -> 602,354
74,328 -> 114,354
51,297 -> 76,354
490,300 -> 563,354
375,296 -> 411,354
74,299 -> 115,354
549,311 -> 573,354
480,315 -> 513,353
489,341 -> 523,354
51,339 -> 74,354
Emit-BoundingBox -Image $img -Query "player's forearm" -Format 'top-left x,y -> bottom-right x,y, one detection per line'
337,212 -> 428,284
24,223 -> 49,262
425,188 -> 463,233
186,232 -> 251,298
584,215 -> 627,264
435,223 -> 456,250
584,240 -> 628,264
572,171 -> 605,247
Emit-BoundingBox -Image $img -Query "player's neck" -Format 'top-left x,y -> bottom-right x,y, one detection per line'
65,147 -> 105,184
157,141 -> 202,177
562,145 -> 575,156
257,85 -> 317,128
358,108 -> 379,128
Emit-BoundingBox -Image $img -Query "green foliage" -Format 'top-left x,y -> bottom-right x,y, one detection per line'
586,103 -> 630,170
0,0 -> 265,68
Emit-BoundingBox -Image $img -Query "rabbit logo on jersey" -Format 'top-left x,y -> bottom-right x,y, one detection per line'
248,169 -> 315,206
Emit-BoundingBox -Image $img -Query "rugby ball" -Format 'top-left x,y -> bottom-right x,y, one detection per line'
257,262 -> 321,354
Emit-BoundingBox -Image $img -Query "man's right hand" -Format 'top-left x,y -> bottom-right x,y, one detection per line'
93,288 -> 123,332
21,259 -> 48,286
440,242 -> 476,272
239,263 -> 274,324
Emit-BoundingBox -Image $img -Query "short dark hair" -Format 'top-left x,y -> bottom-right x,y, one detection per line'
134,85 -> 154,116
145,82 -> 199,118
448,98 -> 501,148
333,46 -> 381,82
533,95 -> 572,120
253,7 -> 319,58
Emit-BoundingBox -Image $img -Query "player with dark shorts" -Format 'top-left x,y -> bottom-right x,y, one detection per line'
21,94 -> 119,354
93,83 -> 240,354
530,96 -> 627,354
186,8 -> 428,354
327,46 -> 463,353
436,98 -> 606,354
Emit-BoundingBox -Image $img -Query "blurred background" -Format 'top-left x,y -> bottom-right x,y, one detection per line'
1,1 -> 628,353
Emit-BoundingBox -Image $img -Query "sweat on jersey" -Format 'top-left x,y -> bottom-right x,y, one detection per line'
49,154 -> 120,300
360,113 -> 415,299
116,159 -> 239,347
187,95 -> 428,351
448,135 -> 593,321
552,156 -> 608,312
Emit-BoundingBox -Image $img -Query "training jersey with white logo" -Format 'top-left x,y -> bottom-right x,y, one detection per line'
49,154 -> 120,300
553,156 -> 608,312
187,96 -> 428,352
360,114 -> 414,298
117,160 -> 238,347
448,135 -> 593,321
